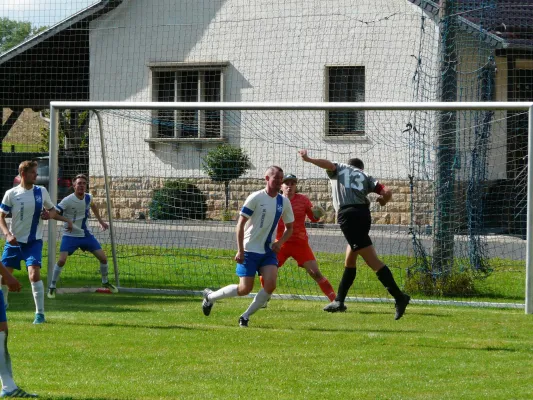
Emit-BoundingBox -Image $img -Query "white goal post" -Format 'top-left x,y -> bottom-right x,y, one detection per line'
48,101 -> 533,314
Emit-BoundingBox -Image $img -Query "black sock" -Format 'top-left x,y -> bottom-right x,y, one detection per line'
376,266 -> 403,300
335,267 -> 357,303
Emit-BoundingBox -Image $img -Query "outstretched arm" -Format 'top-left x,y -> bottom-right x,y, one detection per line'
47,208 -> 73,232
298,149 -> 336,172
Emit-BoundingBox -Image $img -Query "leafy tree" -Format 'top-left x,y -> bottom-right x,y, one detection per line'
39,109 -> 90,152
0,17 -> 47,53
202,144 -> 251,212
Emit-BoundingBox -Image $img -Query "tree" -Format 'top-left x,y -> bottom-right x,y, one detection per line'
202,144 -> 251,213
39,109 -> 90,152
0,17 -> 47,54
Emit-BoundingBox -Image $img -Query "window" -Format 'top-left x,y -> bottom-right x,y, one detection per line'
151,64 -> 225,139
327,66 -> 365,136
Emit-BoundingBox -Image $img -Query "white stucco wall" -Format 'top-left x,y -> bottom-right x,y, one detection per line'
89,0 -> 441,180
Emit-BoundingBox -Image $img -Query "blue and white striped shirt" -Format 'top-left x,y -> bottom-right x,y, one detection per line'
0,185 -> 54,243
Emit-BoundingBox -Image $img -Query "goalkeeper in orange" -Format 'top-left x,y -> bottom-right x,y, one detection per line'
265,174 -> 336,303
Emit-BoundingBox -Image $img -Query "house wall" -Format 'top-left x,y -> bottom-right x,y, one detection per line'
89,0 -> 440,181
455,33 -> 508,181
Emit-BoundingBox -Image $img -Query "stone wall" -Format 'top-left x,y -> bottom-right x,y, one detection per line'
90,176 -> 434,225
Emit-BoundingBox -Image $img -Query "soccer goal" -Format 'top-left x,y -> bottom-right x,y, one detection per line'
47,101 -> 533,313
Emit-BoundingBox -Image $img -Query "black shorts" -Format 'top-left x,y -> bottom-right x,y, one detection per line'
337,205 -> 372,251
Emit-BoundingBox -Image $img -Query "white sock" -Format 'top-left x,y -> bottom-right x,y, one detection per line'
50,264 -> 63,288
31,281 -> 45,315
100,264 -> 109,283
0,331 -> 17,393
0,286 -> 7,306
208,284 -> 239,302
241,289 -> 271,320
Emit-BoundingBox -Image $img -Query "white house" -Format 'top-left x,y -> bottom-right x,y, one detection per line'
87,0 -> 442,181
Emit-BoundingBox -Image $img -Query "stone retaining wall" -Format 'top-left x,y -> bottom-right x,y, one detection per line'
90,177 -> 434,225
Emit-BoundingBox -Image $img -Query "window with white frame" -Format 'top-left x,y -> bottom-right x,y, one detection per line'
151,64 -> 225,139
327,66 -> 365,136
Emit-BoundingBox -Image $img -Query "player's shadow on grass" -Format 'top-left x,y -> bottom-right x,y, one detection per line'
406,343 -> 519,353
9,291 -> 200,314
56,320 -> 197,331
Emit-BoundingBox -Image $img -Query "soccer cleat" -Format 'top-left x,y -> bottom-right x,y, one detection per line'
323,301 -> 347,313
394,294 -> 411,320
102,282 -> 119,294
238,316 -> 249,328
33,313 -> 46,325
0,388 -> 38,398
202,288 -> 213,316
47,287 -> 56,299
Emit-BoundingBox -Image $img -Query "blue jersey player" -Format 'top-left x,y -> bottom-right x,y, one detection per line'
47,174 -> 118,299
202,165 -> 294,327
0,160 -> 72,324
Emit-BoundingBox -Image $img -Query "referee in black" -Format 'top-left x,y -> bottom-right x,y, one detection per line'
298,149 -> 410,320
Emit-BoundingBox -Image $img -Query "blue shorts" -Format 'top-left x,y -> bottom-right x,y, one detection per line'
0,293 -> 6,323
2,240 -> 43,270
60,235 -> 102,256
236,250 -> 278,277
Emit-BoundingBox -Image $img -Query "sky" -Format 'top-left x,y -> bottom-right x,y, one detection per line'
0,0 -> 99,28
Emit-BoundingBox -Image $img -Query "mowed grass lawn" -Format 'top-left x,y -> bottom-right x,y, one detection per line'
6,284 -> 533,400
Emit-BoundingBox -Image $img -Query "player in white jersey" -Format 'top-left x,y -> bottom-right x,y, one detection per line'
0,160 -> 73,325
299,150 -> 410,320
202,166 -> 294,327
47,174 -> 117,299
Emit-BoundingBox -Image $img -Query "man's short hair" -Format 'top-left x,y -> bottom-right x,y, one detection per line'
19,160 -> 38,175
347,158 -> 364,170
265,165 -> 283,176
74,174 -> 88,183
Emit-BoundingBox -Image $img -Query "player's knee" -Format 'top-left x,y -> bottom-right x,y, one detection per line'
263,281 -> 276,294
57,259 -> 67,267
237,283 -> 253,296
308,269 -> 322,281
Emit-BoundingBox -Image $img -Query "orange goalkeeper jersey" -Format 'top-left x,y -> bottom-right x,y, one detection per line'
276,193 -> 319,243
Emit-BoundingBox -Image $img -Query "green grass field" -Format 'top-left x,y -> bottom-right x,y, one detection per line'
49,244 -> 526,305
6,282 -> 533,400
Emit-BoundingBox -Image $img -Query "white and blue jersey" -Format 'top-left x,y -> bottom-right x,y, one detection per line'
0,185 -> 54,243
55,193 -> 93,237
239,189 -> 294,254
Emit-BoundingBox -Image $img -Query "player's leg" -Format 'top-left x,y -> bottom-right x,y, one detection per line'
1,243 -> 19,310
25,241 -> 45,324
292,242 -> 336,302
240,264 -> 277,326
0,293 -> 37,398
357,245 -> 410,320
324,245 -> 357,312
92,248 -> 118,293
261,247 -> 288,289
0,268 -> 13,311
302,260 -> 336,302
48,251 -> 69,299
202,252 -> 259,316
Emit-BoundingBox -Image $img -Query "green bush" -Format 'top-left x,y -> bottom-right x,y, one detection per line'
404,269 -> 476,297
149,180 -> 207,220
